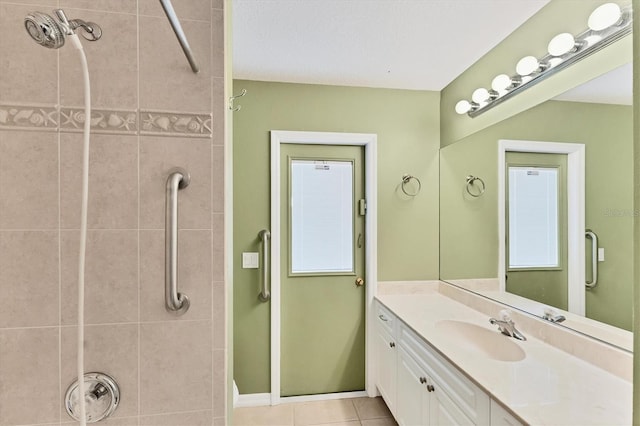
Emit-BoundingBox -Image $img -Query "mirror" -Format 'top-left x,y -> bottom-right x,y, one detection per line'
439,52 -> 633,351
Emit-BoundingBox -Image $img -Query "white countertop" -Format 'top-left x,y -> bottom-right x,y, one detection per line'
376,292 -> 632,425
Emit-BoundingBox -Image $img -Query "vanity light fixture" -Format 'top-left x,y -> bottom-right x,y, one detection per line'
454,2 -> 632,118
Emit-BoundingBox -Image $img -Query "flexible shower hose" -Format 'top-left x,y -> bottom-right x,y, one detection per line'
70,32 -> 90,426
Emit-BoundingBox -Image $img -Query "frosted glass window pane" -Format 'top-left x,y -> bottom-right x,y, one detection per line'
291,160 -> 353,274
508,167 -> 559,269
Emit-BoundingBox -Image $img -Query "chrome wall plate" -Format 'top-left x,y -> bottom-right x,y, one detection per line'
65,372 -> 120,423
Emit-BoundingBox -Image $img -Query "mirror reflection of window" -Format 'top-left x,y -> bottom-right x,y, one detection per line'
508,166 -> 559,269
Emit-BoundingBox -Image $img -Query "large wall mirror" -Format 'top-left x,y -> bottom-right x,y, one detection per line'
439,33 -> 632,351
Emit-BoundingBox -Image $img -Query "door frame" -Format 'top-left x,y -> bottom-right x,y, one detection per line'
270,130 -> 378,405
498,139 -> 586,315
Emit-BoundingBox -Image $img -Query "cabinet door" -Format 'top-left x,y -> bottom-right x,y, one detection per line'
396,347 -> 429,426
490,399 -> 523,426
375,327 -> 397,414
429,383 -> 475,426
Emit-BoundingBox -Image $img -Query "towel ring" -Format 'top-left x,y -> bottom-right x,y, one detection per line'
465,175 -> 485,197
401,174 -> 421,196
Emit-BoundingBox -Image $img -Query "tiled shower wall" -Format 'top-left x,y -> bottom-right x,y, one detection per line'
0,0 -> 226,424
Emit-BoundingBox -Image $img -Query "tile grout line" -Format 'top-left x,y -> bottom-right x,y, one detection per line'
136,0 -> 141,422
56,0 -> 62,420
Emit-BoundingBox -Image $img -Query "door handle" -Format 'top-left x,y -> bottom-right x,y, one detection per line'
355,277 -> 364,287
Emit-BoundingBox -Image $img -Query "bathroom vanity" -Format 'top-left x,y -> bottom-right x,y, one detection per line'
374,283 -> 632,425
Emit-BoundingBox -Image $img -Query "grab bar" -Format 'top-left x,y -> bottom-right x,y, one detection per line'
258,229 -> 271,302
158,0 -> 199,73
585,229 -> 598,289
165,168 -> 191,314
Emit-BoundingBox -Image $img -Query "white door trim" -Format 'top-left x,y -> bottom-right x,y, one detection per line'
270,130 -> 378,405
498,139 -> 586,315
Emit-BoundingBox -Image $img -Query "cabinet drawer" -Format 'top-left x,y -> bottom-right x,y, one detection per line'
399,323 -> 490,425
375,302 -> 396,336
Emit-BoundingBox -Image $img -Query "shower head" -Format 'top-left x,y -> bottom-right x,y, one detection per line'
25,9 -> 102,49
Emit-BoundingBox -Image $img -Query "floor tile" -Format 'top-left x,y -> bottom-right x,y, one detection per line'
353,397 -> 393,420
233,404 -> 294,426
294,400 -> 358,426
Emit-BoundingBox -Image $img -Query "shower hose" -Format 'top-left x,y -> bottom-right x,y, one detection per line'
70,32 -> 90,426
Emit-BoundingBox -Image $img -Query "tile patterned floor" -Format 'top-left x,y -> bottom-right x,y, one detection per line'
233,397 -> 398,426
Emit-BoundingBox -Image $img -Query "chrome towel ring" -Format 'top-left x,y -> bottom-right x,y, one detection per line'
465,175 -> 486,197
401,174 -> 421,196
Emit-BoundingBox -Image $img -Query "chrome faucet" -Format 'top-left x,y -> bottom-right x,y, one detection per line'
489,310 -> 526,341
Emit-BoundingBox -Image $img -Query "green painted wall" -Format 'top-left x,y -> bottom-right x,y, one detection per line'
233,80 -> 440,393
440,0 -> 631,146
440,99 -> 633,330
632,0 -> 639,419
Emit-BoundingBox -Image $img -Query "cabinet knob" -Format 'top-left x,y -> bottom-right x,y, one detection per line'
389,341 -> 395,348
419,377 -> 426,384
427,384 -> 435,392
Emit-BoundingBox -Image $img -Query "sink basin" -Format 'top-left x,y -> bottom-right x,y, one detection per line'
435,320 -> 526,362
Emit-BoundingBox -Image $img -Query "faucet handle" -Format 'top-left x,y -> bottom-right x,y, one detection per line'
499,309 -> 512,322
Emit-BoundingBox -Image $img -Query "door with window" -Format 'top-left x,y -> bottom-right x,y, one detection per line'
505,152 -> 568,309
280,143 -> 366,396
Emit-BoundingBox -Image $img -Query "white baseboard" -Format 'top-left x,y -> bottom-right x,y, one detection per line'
235,390 -> 370,407
280,390 -> 368,404
235,393 -> 271,408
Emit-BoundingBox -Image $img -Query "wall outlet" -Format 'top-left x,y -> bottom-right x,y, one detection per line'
242,252 -> 259,269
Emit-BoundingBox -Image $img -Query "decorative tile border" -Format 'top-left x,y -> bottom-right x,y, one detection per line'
140,111 -> 212,138
0,105 -> 58,131
0,104 -> 213,138
60,108 -> 138,134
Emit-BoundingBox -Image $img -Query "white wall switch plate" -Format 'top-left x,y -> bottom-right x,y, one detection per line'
598,247 -> 605,262
242,252 -> 259,268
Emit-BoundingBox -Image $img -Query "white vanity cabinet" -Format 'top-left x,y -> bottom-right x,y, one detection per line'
375,303 -> 398,416
375,301 -> 491,426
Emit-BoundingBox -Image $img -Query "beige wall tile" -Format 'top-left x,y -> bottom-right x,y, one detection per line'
0,231 -> 58,327
0,328 -> 60,425
0,4 -> 58,104
213,348 -> 225,417
212,281 -> 225,349
233,405 -> 294,426
212,145 -> 224,213
0,0 -> 58,5
211,8 -> 223,78
140,136 -> 212,229
59,10 -> 137,109
139,16 -> 211,112
60,0 -> 137,14
140,230 -> 212,321
63,416 -> 139,426
212,0 -> 223,10
212,213 -> 224,280
294,400 -> 358,426
353,397 -> 392,420
61,230 -> 138,324
140,410 -> 213,425
140,320 -> 213,414
0,130 -> 58,229
60,133 -> 138,229
61,324 -> 139,419
212,77 -> 225,146
139,0 -> 211,21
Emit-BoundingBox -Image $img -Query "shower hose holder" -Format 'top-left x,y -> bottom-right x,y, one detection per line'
65,372 -> 120,423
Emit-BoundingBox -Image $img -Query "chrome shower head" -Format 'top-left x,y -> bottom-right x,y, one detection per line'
24,9 -> 102,49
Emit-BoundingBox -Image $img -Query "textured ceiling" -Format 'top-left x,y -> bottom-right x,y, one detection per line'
232,0 -> 550,90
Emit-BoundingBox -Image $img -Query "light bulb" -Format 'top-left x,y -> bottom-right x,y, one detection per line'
455,100 -> 472,115
588,3 -> 622,31
548,33 -> 576,56
516,56 -> 541,76
472,88 -> 490,104
491,74 -> 513,92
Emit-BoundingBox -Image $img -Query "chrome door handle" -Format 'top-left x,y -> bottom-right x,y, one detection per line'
585,229 -> 598,289
258,229 -> 271,301
165,168 -> 190,315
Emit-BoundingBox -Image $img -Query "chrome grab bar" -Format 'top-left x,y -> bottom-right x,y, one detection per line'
258,229 -> 271,302
165,168 -> 190,314
585,229 -> 598,289
158,0 -> 199,73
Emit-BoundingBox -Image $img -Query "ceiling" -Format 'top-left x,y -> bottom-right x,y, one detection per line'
232,0 -> 550,91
